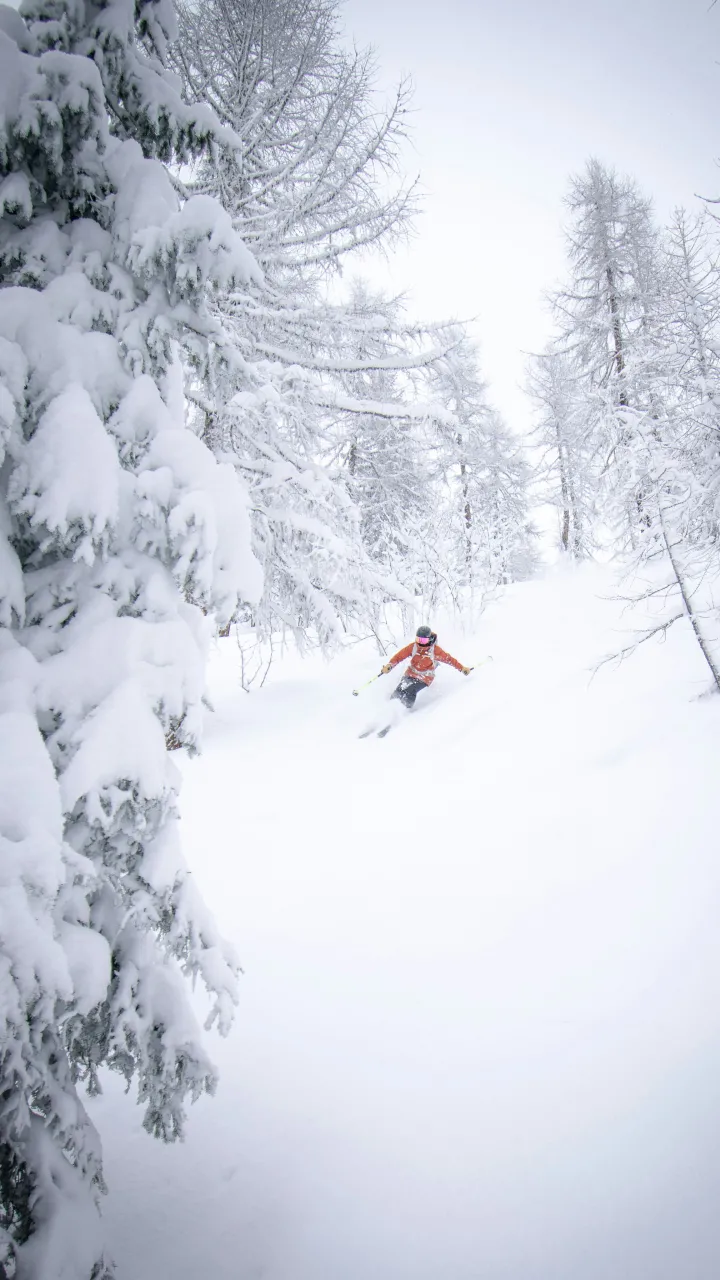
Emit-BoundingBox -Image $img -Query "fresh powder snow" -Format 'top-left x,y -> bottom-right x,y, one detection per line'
91,562 -> 720,1280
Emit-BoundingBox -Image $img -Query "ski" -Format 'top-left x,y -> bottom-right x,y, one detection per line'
358,723 -> 392,739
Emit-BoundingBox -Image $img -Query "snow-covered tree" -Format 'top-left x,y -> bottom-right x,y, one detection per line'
183,284 -> 455,647
657,209 -> 720,493
170,0 -> 464,646
427,337 -> 536,598
609,210 -> 720,691
172,0 -> 416,276
322,286 -> 445,589
557,160 -> 656,399
550,159 -> 660,542
0,0 -> 262,1273
526,344 -> 597,558
173,0 -> 525,637
475,414 -> 537,587
538,159 -> 720,687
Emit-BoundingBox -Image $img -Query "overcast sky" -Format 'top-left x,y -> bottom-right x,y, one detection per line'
340,0 -> 720,429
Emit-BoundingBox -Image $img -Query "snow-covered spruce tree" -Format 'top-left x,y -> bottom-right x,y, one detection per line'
0,1 -> 262,1273
172,0 -> 460,645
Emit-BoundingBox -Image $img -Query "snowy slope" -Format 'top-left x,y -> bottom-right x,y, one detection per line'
91,563 -> 720,1280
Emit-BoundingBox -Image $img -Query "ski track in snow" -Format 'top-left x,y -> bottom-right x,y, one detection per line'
93,564 -> 720,1280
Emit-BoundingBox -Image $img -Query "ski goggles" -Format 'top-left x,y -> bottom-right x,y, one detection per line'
416,636 -> 432,645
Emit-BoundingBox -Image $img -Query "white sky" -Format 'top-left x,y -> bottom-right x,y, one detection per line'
339,0 -> 720,429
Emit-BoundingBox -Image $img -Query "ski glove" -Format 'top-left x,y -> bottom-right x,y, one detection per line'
462,666 -> 472,675
380,663 -> 392,675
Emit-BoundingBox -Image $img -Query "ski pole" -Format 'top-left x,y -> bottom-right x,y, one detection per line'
467,655 -> 493,672
352,671 -> 385,697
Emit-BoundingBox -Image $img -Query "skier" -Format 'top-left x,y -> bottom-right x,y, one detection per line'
381,625 -> 471,708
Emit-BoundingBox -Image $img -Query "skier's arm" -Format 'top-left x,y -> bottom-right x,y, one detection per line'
435,646 -> 468,673
381,643 -> 413,674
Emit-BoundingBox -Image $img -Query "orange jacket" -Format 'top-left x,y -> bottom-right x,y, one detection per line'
389,640 -> 465,686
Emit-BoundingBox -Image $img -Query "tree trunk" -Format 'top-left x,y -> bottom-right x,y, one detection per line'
659,507 -> 720,693
458,433 -> 473,573
606,263 -> 628,407
555,419 -> 571,552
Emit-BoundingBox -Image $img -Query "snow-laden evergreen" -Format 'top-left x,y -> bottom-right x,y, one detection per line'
0,0 -> 262,1272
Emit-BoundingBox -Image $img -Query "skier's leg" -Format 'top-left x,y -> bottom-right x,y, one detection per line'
390,676 -> 413,707
390,677 -> 404,704
405,677 -> 428,708
391,676 -> 426,708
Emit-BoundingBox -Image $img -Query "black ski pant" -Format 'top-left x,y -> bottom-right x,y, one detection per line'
391,675 -> 428,709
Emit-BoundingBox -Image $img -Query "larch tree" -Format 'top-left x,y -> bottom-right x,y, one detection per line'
536,158 -> 720,689
614,209 -> 720,691
426,337 -> 537,600
172,0 -> 417,276
171,0 -> 461,645
326,285 -> 449,593
526,344 -> 597,559
551,159 -> 660,544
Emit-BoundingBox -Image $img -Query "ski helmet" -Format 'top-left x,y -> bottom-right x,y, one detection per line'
416,624 -> 435,645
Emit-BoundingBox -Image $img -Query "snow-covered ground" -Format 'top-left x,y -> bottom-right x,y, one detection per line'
92,563 -> 720,1279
